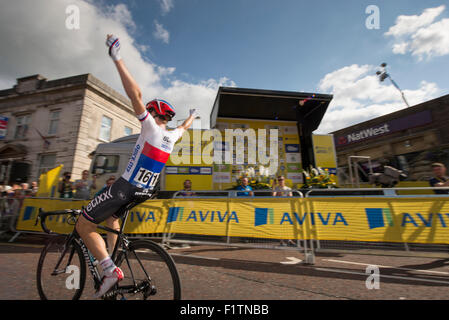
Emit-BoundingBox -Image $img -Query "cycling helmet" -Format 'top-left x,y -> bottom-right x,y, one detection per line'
145,99 -> 176,121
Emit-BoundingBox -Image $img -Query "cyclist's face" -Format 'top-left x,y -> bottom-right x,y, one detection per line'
151,111 -> 168,125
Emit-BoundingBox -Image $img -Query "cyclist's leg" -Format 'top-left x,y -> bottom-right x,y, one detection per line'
76,215 -> 109,262
75,177 -> 135,259
105,216 -> 120,255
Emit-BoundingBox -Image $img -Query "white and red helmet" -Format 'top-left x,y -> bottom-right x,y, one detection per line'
146,99 -> 176,121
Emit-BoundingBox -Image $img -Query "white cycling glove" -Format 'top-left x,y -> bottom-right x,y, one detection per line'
189,109 -> 200,118
106,34 -> 122,61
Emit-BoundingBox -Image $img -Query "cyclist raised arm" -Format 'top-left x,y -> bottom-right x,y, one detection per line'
76,34 -> 198,299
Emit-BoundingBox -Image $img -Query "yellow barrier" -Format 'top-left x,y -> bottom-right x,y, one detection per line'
16,196 -> 449,244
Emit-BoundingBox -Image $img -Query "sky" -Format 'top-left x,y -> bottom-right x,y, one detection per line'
0,0 -> 448,133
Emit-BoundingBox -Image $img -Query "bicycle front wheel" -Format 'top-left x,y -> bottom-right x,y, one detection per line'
115,240 -> 181,300
36,235 -> 86,300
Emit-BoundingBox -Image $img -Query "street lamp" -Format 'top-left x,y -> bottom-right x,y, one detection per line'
376,62 -> 410,108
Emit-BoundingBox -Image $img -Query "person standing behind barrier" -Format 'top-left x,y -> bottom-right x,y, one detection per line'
429,163 -> 449,195
429,163 -> 449,194
58,172 -> 74,199
179,179 -> 196,197
74,170 -> 97,200
236,177 -> 253,196
30,181 -> 38,197
272,176 -> 295,246
272,175 -> 293,197
93,175 -> 116,198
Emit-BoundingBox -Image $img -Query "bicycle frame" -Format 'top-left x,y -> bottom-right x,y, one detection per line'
43,198 -> 156,298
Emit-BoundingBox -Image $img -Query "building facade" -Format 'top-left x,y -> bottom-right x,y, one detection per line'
0,74 -> 139,185
331,94 -> 449,184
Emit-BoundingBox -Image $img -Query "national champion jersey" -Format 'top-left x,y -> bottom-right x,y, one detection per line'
121,110 -> 184,190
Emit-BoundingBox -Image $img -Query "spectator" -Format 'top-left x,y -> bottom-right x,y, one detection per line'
58,172 -> 74,199
236,177 -> 253,196
74,170 -> 97,200
272,175 -> 295,246
4,185 -> 14,197
30,181 -> 38,197
1,187 -> 19,216
179,179 -> 196,197
20,183 -> 33,198
429,163 -> 449,194
94,175 -> 116,198
272,175 -> 293,197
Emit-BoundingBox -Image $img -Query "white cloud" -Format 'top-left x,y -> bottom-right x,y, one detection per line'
0,0 -> 232,128
153,20 -> 170,44
316,64 -> 440,133
385,5 -> 449,60
385,5 -> 445,37
159,0 -> 174,15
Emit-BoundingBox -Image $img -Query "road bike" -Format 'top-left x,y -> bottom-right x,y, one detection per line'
35,197 -> 181,300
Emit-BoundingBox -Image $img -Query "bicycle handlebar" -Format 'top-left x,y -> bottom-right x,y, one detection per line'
35,208 -> 81,234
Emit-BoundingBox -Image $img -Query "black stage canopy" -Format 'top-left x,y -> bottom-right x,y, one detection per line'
210,86 -> 333,168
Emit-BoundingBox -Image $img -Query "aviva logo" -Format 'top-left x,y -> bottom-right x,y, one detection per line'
254,208 -> 275,226
365,208 -> 394,229
167,207 -> 184,223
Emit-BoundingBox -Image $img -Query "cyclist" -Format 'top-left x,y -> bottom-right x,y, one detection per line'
76,34 -> 199,298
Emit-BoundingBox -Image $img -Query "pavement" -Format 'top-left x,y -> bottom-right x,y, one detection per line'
1,233 -> 449,300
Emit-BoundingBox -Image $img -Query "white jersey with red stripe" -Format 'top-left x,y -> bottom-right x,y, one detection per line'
121,110 -> 184,189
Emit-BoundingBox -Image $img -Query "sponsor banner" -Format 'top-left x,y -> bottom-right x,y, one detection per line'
286,164 -> 302,172
335,110 -> 432,147
17,197 -> 449,244
305,197 -> 449,243
286,153 -> 301,163
285,144 -> 300,153
213,164 -> 231,172
16,198 -> 170,235
312,134 -> 337,169
165,166 -> 212,175
282,126 -> 298,135
213,172 -> 231,183
287,172 -> 303,184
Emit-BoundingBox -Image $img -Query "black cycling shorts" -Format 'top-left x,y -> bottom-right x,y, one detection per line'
81,177 -> 152,224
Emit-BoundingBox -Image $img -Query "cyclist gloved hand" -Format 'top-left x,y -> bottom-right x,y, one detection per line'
189,109 -> 200,119
106,34 -> 122,61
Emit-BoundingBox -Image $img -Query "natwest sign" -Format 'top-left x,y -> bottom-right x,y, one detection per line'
335,110 -> 432,147
346,123 -> 390,143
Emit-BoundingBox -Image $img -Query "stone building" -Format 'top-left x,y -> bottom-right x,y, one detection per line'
331,93 -> 449,183
0,74 -> 139,185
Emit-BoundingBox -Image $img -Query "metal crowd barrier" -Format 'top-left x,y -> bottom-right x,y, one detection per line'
165,190 -> 307,252
0,196 -> 25,242
304,187 -> 449,260
4,187 -> 449,264
164,187 -> 449,262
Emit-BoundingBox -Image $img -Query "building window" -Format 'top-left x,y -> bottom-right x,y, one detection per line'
14,114 -> 30,139
38,154 -> 56,176
124,126 -> 132,136
99,115 -> 112,142
48,110 -> 60,135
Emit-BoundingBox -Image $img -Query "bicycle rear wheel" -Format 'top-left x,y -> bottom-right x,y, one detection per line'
115,240 -> 181,300
36,235 -> 86,300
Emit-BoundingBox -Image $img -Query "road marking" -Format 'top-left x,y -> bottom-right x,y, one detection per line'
134,249 -> 220,260
323,259 -> 449,275
170,253 -> 220,261
280,257 -> 302,265
315,267 -> 449,285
